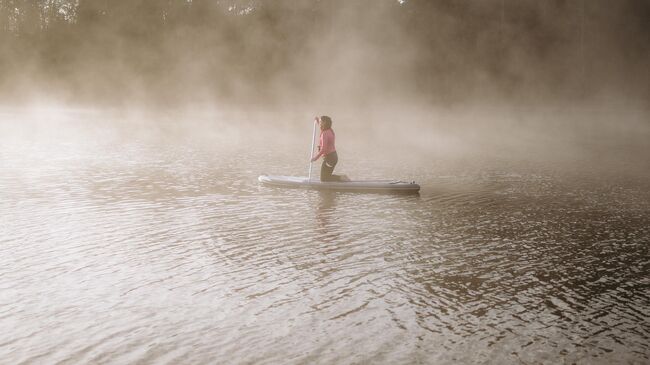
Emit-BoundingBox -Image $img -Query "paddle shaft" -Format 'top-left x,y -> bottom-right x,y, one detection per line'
308,119 -> 318,181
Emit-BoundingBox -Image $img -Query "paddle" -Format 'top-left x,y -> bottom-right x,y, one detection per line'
308,117 -> 318,182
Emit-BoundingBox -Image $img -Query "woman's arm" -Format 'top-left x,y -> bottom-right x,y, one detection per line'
311,133 -> 324,162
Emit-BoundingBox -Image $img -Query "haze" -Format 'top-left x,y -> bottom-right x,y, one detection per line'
2,1 -> 649,173
2,2 -> 650,364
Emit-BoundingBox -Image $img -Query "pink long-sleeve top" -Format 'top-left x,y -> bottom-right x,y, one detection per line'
313,129 -> 336,160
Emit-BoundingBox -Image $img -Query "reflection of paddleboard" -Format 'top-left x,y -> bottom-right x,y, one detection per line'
258,175 -> 420,193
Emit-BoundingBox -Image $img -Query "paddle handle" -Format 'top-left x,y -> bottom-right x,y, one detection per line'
308,118 -> 318,181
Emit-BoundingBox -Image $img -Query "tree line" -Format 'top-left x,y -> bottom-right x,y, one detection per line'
1,0 -> 648,105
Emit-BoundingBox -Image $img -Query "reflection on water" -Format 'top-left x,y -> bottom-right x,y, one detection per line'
1,114 -> 649,364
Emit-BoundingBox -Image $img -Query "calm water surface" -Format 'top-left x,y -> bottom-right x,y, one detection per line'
1,112 -> 649,364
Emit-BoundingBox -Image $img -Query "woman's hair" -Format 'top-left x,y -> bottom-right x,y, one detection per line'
320,116 -> 332,130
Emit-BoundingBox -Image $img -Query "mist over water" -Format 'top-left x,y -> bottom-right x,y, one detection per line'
1,1 -> 650,364
1,0 -> 649,106
2,107 -> 649,364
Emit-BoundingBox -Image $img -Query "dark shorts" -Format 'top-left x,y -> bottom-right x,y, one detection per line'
321,151 -> 339,182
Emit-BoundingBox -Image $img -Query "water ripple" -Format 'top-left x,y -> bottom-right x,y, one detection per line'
1,120 -> 649,364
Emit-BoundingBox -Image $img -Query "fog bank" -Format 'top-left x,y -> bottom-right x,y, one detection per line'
1,0 -> 649,108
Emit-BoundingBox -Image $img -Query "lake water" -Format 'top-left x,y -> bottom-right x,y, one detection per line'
1,109 -> 649,364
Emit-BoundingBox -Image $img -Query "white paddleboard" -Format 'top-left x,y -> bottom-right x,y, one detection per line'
258,175 -> 420,193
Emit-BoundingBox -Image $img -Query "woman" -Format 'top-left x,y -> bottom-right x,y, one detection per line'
310,116 -> 346,182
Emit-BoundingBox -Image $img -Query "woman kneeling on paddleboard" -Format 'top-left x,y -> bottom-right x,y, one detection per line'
311,116 -> 346,182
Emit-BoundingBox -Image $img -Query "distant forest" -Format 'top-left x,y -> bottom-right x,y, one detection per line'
1,0 -> 648,106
